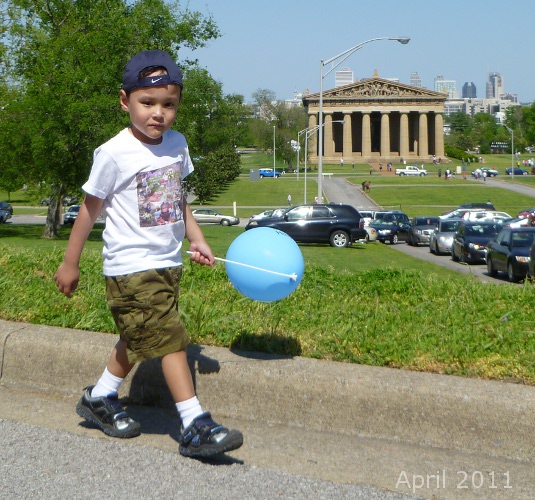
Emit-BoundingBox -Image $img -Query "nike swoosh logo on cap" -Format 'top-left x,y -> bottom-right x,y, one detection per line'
151,77 -> 163,84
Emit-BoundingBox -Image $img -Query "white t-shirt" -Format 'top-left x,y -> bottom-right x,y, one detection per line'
83,128 -> 193,276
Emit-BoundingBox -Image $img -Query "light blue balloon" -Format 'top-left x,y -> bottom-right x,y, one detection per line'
225,227 -> 304,302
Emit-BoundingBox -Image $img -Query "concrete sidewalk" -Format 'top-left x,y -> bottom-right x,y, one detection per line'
1,319 -> 533,498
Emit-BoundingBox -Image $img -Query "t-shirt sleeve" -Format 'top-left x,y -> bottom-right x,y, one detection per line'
82,147 -> 121,200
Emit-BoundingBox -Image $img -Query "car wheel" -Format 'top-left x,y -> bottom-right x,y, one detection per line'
507,262 -> 519,282
330,230 -> 349,248
390,234 -> 398,245
434,243 -> 442,256
220,219 -> 230,226
487,257 -> 498,277
452,247 -> 459,262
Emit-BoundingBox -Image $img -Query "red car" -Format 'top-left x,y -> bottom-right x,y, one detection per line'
517,207 -> 535,219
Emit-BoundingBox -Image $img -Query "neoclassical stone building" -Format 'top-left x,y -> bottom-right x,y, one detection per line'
302,72 -> 447,164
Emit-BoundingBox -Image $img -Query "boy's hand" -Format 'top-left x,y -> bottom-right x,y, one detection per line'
188,240 -> 214,266
54,262 -> 80,298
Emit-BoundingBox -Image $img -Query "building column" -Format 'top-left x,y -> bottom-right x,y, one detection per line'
419,112 -> 428,158
308,113 -> 317,156
434,113 -> 445,158
323,113 -> 334,158
361,112 -> 371,158
343,112 -> 353,159
380,112 -> 391,157
400,112 -> 409,159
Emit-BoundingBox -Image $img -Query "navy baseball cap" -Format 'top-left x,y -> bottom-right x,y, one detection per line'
122,50 -> 183,92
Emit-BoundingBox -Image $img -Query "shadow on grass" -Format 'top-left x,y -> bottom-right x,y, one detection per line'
230,331 -> 302,358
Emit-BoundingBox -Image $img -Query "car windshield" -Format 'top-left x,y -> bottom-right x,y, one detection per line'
414,217 -> 438,226
512,232 -> 535,247
372,219 -> 396,226
441,221 -> 460,232
466,224 -> 501,236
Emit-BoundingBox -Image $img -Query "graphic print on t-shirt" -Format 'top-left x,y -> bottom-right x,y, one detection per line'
136,161 -> 184,227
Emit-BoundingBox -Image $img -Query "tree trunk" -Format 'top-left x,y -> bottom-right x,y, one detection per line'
43,184 -> 64,238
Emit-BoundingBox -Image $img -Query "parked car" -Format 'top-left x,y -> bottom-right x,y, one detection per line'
429,218 -> 463,255
407,216 -> 439,246
364,225 -> 378,242
63,205 -> 81,225
463,210 -> 511,223
258,168 -> 282,178
0,201 -> 13,215
245,203 -> 367,248
0,208 -> 10,223
486,227 -> 535,282
471,168 -> 498,178
359,210 -> 375,226
517,207 -> 535,219
504,217 -> 530,228
457,202 -> 496,210
250,209 -> 274,220
369,211 -> 411,244
451,221 -> 503,264
41,195 -> 79,206
440,209 -> 483,220
191,209 -> 239,226
505,168 -> 528,176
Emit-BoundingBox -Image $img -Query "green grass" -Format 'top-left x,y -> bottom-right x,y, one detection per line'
1,151 -> 534,384
0,224 -> 533,385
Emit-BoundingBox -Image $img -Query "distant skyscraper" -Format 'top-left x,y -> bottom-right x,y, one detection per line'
486,72 -> 504,99
410,71 -> 422,87
434,76 -> 458,99
462,82 -> 477,98
335,67 -> 353,87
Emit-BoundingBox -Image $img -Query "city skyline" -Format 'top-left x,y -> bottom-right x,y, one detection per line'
179,0 -> 534,104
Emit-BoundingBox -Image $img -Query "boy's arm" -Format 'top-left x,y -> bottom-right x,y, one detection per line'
54,194 -> 104,297
184,202 -> 214,266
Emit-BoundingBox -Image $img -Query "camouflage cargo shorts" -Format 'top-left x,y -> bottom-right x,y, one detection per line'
105,266 -> 189,364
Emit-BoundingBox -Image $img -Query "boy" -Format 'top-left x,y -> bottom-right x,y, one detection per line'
54,49 -> 243,458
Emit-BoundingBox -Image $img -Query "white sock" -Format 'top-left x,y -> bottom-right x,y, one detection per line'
91,368 -> 124,398
176,396 -> 203,429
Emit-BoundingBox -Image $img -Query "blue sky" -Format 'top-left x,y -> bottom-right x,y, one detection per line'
180,0 -> 534,104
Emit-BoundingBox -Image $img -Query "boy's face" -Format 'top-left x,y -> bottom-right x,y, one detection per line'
120,71 -> 181,145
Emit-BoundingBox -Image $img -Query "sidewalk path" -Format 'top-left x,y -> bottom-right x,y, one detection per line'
1,320 -> 533,499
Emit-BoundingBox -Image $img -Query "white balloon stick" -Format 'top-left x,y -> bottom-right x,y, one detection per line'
186,251 -> 297,281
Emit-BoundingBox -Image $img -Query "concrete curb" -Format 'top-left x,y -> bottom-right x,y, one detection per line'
1,319 -> 533,463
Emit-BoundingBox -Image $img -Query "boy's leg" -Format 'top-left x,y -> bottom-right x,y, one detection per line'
76,339 -> 140,438
162,349 -> 243,458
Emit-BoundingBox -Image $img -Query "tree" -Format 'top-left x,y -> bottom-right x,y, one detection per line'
182,147 -> 241,204
175,67 -> 249,156
3,0 -> 220,237
249,88 -> 307,169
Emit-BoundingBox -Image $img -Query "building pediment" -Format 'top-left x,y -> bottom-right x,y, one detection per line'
303,77 -> 447,105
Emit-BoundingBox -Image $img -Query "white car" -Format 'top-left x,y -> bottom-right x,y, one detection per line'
359,210 -> 375,226
364,225 -> 378,241
463,211 -> 511,222
191,209 -> 239,226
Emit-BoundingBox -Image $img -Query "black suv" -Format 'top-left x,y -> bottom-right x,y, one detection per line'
244,204 -> 367,248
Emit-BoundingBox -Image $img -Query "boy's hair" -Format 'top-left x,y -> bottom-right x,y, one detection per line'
122,50 -> 183,92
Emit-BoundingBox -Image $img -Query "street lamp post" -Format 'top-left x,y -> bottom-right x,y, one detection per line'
299,121 -> 344,203
273,125 -> 276,175
502,124 -> 514,181
317,36 -> 410,203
